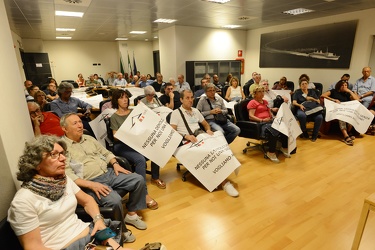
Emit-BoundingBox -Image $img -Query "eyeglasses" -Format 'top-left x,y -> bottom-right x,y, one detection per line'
49,151 -> 66,159
146,94 -> 155,97
29,108 -> 41,116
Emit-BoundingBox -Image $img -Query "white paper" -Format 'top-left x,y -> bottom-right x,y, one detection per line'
89,108 -> 116,147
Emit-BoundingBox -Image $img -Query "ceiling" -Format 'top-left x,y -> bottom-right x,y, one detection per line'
4,0 -> 375,41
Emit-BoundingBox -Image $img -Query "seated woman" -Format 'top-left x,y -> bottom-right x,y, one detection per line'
292,78 -> 323,142
76,73 -> 86,87
7,135 -> 132,250
225,76 -> 245,102
33,90 -> 50,111
247,86 -> 290,163
321,79 -> 360,145
110,89 -> 161,210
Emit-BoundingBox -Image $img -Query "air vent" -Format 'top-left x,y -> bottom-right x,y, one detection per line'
63,0 -> 82,3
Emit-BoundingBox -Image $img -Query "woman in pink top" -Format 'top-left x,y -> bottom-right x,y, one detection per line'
247,86 -> 290,163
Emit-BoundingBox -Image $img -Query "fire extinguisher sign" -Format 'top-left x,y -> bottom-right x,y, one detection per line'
238,50 -> 242,57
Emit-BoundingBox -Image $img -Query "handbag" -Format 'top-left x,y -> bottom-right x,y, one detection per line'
302,101 -> 323,116
273,95 -> 284,108
206,99 -> 227,125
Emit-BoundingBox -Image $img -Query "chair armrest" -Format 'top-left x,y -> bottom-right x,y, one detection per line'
0,217 -> 23,250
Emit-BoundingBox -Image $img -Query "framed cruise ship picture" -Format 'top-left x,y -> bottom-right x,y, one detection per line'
259,20 -> 358,68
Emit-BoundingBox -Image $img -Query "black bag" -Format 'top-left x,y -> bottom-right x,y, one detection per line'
302,101 -> 323,116
273,95 -> 284,108
206,99 -> 227,125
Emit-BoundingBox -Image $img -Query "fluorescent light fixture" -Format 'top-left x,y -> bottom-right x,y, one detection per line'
222,25 -> 241,29
56,36 -> 72,39
56,28 -> 76,31
115,38 -> 128,40
129,31 -> 147,34
154,36 -> 158,39
154,18 -> 177,24
206,0 -> 230,3
283,8 -> 314,15
55,11 -> 84,17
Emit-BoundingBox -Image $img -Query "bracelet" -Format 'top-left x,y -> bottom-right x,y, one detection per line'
112,162 -> 119,166
93,214 -> 104,223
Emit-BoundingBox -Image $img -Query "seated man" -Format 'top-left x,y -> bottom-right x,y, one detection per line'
194,78 -> 208,98
196,83 -> 240,144
261,79 -> 289,114
86,74 -> 100,88
23,80 -> 32,97
159,82 -> 181,110
170,89 -> 239,197
175,74 -> 191,93
328,73 -> 353,91
151,73 -> 166,92
61,113 -> 148,230
44,79 -> 59,101
136,74 -> 153,88
353,67 -> 375,108
114,73 -> 127,87
26,85 -> 39,101
27,102 -> 64,137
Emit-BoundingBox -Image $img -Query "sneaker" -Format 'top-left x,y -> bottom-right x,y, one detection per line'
125,214 -> 147,230
139,242 -> 168,250
279,148 -> 290,158
222,181 -> 239,197
123,229 -> 136,243
301,131 -> 309,139
266,152 -> 280,163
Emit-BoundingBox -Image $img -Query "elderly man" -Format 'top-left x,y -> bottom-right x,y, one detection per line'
353,67 -> 375,108
159,82 -> 181,110
61,113 -> 147,231
27,102 -> 64,137
151,72 -> 166,92
175,74 -> 191,93
249,73 -> 261,95
113,73 -> 127,87
86,74 -> 100,87
260,79 -> 289,114
106,71 -> 117,86
194,78 -> 209,98
196,83 -> 240,144
24,80 -> 33,96
170,89 -> 239,197
136,74 -> 153,88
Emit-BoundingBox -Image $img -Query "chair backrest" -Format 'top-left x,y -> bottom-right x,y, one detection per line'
314,82 -> 323,96
273,81 -> 295,91
234,99 -> 251,122
99,99 -> 111,111
104,117 -> 115,152
0,217 -> 23,250
193,97 -> 200,108
243,82 -> 251,98
134,95 -> 145,106
221,85 -> 229,98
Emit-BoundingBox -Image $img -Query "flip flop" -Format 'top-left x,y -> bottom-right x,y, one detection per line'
343,136 -> 353,146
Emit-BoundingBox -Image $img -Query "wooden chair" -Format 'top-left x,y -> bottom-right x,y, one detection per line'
352,193 -> 375,249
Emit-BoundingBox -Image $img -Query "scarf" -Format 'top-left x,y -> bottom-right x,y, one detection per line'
22,174 -> 67,201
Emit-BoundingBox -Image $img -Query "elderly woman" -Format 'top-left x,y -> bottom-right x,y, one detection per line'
33,90 -> 50,111
225,76 -> 245,102
110,89 -> 160,209
247,86 -> 290,163
140,85 -> 163,108
292,78 -> 323,142
321,79 -> 360,145
7,135 -> 133,250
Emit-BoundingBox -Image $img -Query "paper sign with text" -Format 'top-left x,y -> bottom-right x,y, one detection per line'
174,131 -> 241,192
272,103 -> 302,153
324,99 -> 374,134
89,108 -> 116,147
114,103 -> 182,167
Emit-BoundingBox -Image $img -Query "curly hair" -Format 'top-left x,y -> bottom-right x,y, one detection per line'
17,135 -> 67,182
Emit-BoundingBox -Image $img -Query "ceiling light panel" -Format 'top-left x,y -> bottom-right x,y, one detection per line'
283,8 -> 314,16
56,28 -> 76,31
154,19 -> 177,24
55,11 -> 84,17
129,31 -> 147,34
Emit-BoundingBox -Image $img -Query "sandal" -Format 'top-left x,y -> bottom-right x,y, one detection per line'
343,136 -> 353,146
147,199 -> 159,210
151,179 -> 166,189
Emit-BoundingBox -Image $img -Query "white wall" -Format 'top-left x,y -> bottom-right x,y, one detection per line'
11,31 -> 26,82
245,9 -> 375,91
159,26 -> 177,80
0,0 -> 34,218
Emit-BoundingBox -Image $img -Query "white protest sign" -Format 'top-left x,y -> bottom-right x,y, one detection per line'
114,102 -> 182,167
89,108 -> 116,147
324,99 -> 374,134
174,131 -> 241,192
272,103 -> 302,154
152,106 -> 173,120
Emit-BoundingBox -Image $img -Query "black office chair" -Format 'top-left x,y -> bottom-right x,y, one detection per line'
0,217 -> 23,250
234,99 -> 268,157
243,82 -> 252,98
99,99 -> 111,111
313,82 -> 323,97
221,85 -> 229,99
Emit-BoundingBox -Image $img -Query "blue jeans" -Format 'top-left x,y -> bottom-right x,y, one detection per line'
295,109 -> 323,138
114,142 -> 161,180
86,168 -> 146,213
208,120 -> 240,144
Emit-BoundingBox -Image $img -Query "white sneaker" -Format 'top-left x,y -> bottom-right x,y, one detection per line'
125,214 -> 147,230
266,152 -> 280,163
223,181 -> 239,197
279,148 -> 290,158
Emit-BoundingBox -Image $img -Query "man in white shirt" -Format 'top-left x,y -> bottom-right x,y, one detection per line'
113,73 -> 127,87
175,74 -> 191,93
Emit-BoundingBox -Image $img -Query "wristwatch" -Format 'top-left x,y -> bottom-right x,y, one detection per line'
93,214 -> 104,223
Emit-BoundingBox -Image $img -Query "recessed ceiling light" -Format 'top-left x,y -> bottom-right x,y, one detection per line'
56,37 -> 72,39
115,38 -> 128,40
283,8 -> 314,15
56,28 -> 76,31
55,11 -> 84,17
204,0 -> 230,3
154,36 -> 158,39
154,18 -> 177,24
222,25 -> 241,29
129,31 -> 147,34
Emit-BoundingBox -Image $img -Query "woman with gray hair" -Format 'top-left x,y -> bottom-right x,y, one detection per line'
7,135 -> 133,250
140,85 -> 163,109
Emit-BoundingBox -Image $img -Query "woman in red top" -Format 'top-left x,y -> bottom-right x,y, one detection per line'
247,86 -> 290,163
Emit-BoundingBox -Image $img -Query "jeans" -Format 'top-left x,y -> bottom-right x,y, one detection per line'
208,120 -> 240,144
86,168 -> 146,213
295,109 -> 323,138
114,142 -> 161,180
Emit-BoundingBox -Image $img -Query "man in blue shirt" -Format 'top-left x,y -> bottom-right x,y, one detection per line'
353,67 -> 375,108
113,73 -> 127,86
